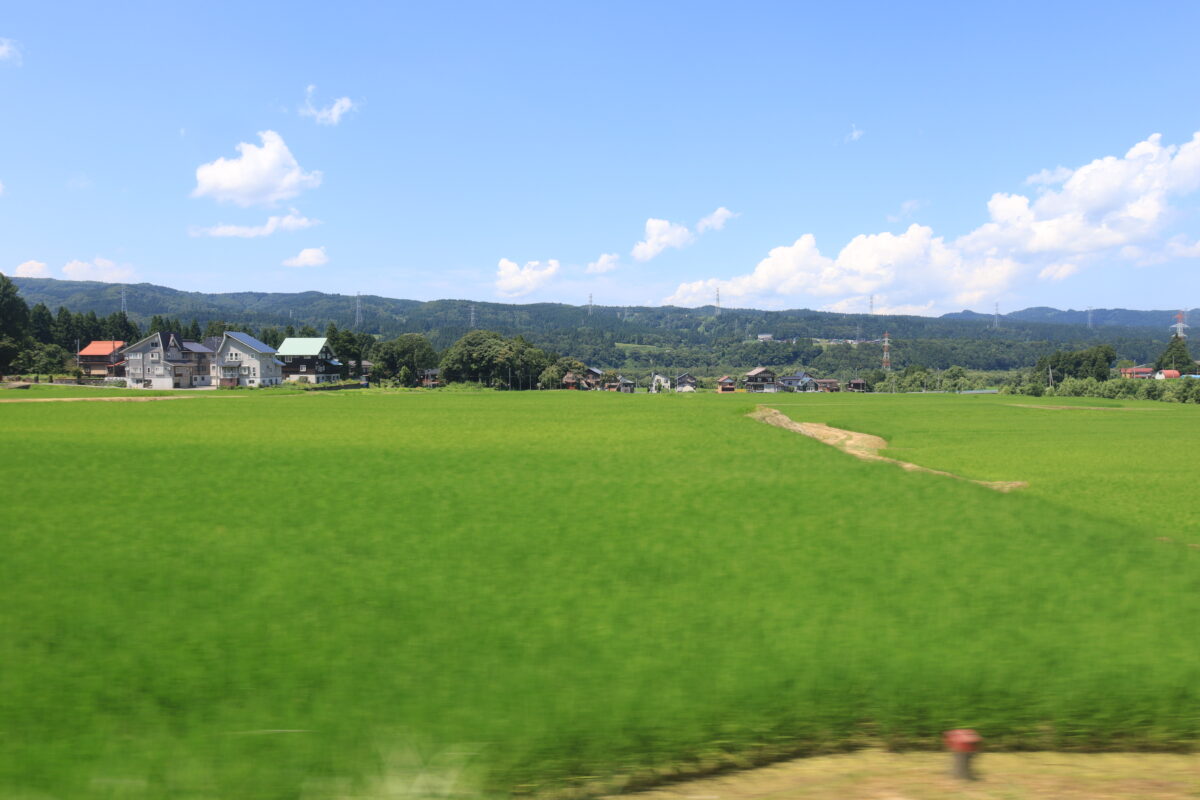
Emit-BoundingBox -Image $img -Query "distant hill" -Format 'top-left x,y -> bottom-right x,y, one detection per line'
942,306 -> 1194,331
8,277 -> 1176,370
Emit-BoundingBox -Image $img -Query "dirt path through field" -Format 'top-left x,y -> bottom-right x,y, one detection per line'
750,406 -> 1026,493
612,749 -> 1200,800
0,395 -> 240,403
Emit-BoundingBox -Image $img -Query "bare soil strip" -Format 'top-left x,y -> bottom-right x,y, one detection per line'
749,406 -> 1026,493
0,395 -> 237,404
614,749 -> 1200,800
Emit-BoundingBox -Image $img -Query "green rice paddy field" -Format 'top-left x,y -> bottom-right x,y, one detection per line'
1,388 -> 1198,799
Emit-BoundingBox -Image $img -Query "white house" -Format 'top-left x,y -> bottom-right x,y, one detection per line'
210,332 -> 284,387
121,332 -> 214,389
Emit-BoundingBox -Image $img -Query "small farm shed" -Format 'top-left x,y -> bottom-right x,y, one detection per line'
675,373 -> 697,392
1155,370 -> 1182,380
618,376 -> 635,393
847,378 -> 869,392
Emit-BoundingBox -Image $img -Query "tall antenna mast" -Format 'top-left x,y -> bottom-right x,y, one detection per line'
469,304 -> 477,329
354,292 -> 363,329
120,286 -> 127,315
1172,310 -> 1189,339
882,331 -> 892,371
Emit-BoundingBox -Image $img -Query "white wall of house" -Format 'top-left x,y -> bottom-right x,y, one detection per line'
212,338 -> 283,386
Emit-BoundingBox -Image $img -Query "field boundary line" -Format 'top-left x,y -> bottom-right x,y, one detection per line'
0,395 -> 245,403
750,405 -> 1027,493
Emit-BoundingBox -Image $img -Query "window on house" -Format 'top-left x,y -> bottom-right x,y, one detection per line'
299,364 -> 306,372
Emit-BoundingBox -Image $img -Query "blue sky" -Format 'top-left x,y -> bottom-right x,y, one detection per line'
2,1 -> 1200,314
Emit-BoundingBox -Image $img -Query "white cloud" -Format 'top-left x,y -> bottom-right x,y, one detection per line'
632,218 -> 694,262
299,85 -> 358,126
696,207 -> 738,233
1025,166 -> 1073,186
14,260 -> 48,278
586,253 -> 620,274
845,123 -> 864,143
667,131 -> 1200,313
0,39 -> 21,65
282,247 -> 329,268
0,179 -> 4,195
1038,262 -> 1079,281
886,199 -> 922,223
191,210 -> 320,238
62,257 -> 135,283
192,130 -> 322,207
495,258 -> 559,297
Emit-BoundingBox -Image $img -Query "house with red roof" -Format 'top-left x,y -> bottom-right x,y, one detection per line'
1154,369 -> 1182,380
78,340 -> 126,377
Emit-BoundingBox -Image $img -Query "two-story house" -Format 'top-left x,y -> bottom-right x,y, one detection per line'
121,332 -> 214,389
276,337 -> 342,383
78,340 -> 126,377
744,366 -> 779,393
210,332 -> 284,387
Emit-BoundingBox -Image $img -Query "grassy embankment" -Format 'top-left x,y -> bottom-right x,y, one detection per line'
1,390 -> 1197,799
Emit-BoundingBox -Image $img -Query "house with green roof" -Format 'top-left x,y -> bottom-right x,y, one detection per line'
276,337 -> 342,384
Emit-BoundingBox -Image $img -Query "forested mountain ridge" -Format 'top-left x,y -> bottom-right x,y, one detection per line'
7,276 -> 1178,371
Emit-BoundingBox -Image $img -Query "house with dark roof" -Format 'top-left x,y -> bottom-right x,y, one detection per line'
847,378 -> 869,392
276,337 -> 342,383
814,378 -> 841,392
421,368 -> 441,388
674,372 -> 697,392
778,371 -> 817,392
78,340 -> 126,377
210,332 -> 284,387
744,366 -> 779,393
121,332 -> 214,389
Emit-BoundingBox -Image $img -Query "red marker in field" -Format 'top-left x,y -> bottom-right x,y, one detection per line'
943,729 -> 981,780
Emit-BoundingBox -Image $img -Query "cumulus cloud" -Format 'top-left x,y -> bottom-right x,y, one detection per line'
14,260 -> 48,278
632,218 -> 694,261
1025,166 -> 1073,186
845,123 -> 864,143
696,207 -> 738,233
0,39 -> 21,65
299,85 -> 358,126
62,257 -> 135,283
282,247 -> 328,268
495,258 -> 559,297
193,131 -> 322,207
667,131 -> 1200,312
586,253 -> 620,274
191,209 -> 320,238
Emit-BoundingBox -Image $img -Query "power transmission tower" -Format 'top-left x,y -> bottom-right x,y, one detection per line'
120,286 -> 127,315
993,302 -> 1000,330
354,293 -> 363,329
1172,310 -> 1189,339
869,294 -> 874,315
469,304 -> 477,328
882,331 -> 892,371
715,288 -> 721,316
1087,307 -> 1094,330
588,293 -> 593,316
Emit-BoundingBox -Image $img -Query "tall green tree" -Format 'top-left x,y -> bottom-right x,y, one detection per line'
1154,336 -> 1194,373
29,303 -> 54,344
372,334 -> 439,380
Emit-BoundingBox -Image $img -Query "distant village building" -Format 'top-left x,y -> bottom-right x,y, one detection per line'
778,371 -> 817,392
743,367 -> 779,393
78,340 -> 126,378
716,375 -> 737,393
209,332 -> 284,387
756,334 -> 774,342
618,376 -> 635,393
1120,366 -> 1154,379
846,378 -> 869,392
277,337 -> 342,383
650,373 -> 670,393
1154,369 -> 1182,380
421,368 -> 442,388
814,378 -> 841,392
674,373 -> 697,392
122,332 -> 214,389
